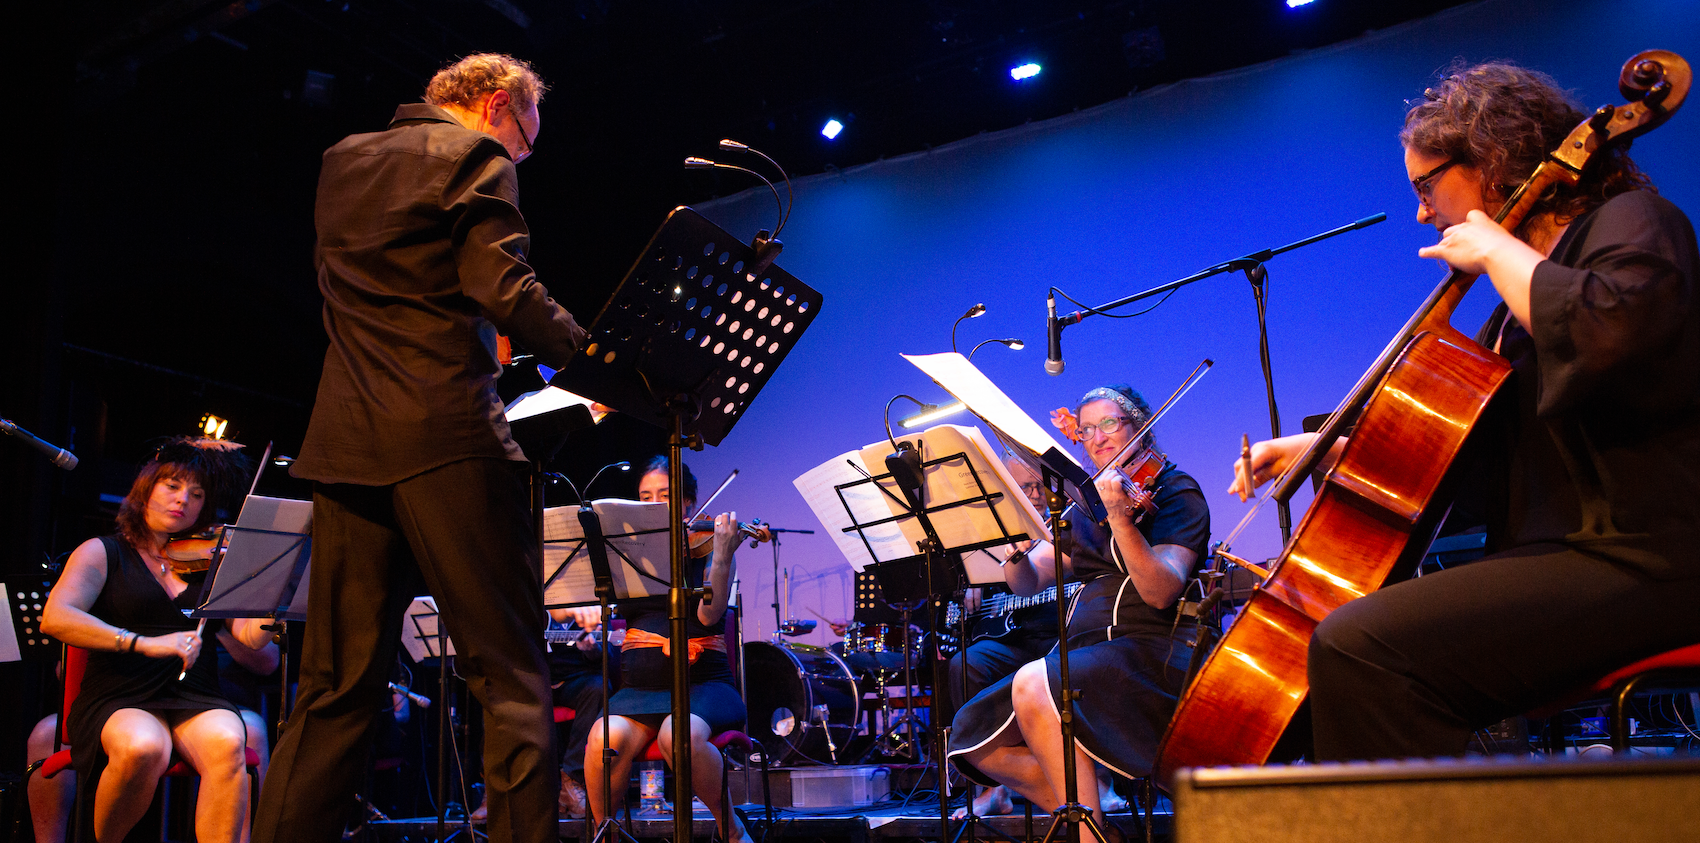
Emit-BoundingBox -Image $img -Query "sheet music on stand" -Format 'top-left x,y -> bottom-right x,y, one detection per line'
902,351 -> 1106,521
794,424 -> 1048,586
541,499 -> 673,608
194,495 -> 315,621
401,596 -> 453,662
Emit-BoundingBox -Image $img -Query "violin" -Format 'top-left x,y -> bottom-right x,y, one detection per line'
1101,442 -> 1164,522
686,518 -> 773,557
162,525 -> 232,575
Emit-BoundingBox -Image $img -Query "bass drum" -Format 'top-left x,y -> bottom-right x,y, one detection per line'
742,641 -> 860,765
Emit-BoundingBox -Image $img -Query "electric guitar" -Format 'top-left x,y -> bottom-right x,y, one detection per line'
936,581 -> 1082,657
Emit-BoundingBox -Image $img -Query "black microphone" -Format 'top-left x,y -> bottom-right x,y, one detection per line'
1,418 -> 77,470
1045,293 -> 1065,376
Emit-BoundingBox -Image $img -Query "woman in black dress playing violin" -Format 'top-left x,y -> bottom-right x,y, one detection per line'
946,385 -> 1209,843
42,437 -> 274,843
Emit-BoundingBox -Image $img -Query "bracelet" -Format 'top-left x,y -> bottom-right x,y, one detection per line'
129,632 -> 140,652
115,629 -> 128,652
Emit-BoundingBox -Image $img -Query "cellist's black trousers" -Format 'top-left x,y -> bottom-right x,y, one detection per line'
1309,541 -> 1700,761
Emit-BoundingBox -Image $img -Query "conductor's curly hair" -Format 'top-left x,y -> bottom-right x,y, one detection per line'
425,53 -> 548,113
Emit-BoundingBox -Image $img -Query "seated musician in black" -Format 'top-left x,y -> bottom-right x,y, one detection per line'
947,385 -> 1210,843
1231,62 -> 1700,760
543,604 -> 616,819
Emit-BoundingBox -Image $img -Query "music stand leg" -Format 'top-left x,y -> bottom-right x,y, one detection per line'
588,600 -> 642,843
945,600 -> 1019,843
1034,470 -> 1107,843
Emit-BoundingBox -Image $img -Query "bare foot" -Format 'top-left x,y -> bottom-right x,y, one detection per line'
951,784 -> 1015,819
725,811 -> 756,843
1097,771 -> 1128,814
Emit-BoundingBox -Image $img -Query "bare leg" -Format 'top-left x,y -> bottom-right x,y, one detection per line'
656,715 -> 752,843
968,747 -> 1057,811
239,709 -> 270,795
1013,661 -> 1107,842
94,709 -> 173,842
27,714 -> 73,843
585,715 -> 656,826
171,708 -> 252,843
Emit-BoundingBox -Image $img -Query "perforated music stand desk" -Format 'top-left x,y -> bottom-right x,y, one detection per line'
547,206 -> 821,447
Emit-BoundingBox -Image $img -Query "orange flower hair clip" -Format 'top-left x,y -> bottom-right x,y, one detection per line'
1051,407 -> 1082,444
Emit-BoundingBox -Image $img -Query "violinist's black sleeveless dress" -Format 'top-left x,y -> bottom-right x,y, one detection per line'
946,463 -> 1210,782
66,536 -> 236,841
608,554 -> 746,733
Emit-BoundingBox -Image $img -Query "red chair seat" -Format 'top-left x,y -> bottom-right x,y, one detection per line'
641,729 -> 749,762
1589,642 -> 1700,691
39,746 -> 260,779
1528,642 -> 1700,751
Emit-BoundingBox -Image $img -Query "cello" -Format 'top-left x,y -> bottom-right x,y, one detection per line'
1152,50 -> 1691,782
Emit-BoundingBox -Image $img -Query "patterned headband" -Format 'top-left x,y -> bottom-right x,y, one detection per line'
1079,387 -> 1140,422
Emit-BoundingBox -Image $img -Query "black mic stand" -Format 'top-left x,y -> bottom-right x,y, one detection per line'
1047,213 -> 1386,546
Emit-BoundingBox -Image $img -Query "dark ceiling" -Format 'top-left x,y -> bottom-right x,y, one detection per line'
27,0 -> 1466,508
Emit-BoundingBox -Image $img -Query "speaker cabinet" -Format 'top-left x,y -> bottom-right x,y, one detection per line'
1171,755 -> 1700,843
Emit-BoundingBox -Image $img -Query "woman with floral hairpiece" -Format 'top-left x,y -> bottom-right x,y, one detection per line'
42,437 -> 274,843
945,384 -> 1209,842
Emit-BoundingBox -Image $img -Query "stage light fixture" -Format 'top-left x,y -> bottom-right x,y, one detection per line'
200,413 -> 229,440
1286,0 -> 1316,7
821,119 -> 844,140
1010,63 -> 1042,81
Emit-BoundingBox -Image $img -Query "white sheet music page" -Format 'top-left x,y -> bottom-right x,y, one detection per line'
795,424 -> 1050,578
541,499 -> 671,606
793,452 -> 906,572
505,386 -> 610,423
901,352 -> 1076,462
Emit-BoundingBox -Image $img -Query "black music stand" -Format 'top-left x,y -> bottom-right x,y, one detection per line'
193,495 -> 314,725
554,501 -> 646,843
550,205 -> 821,843
396,596 -> 479,840
832,441 -> 1033,843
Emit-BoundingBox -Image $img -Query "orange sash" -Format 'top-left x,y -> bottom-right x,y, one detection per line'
622,627 -> 725,664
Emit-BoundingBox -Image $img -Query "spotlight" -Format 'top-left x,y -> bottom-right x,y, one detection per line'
1286,0 -> 1316,7
200,413 -> 229,440
821,119 -> 844,140
1010,63 -> 1042,81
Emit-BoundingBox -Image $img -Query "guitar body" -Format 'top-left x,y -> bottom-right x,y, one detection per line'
1154,325 -> 1511,781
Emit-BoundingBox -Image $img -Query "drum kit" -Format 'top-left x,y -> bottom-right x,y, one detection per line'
741,621 -> 928,767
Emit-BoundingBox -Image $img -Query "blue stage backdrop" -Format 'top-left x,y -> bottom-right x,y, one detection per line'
671,0 -> 1699,646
